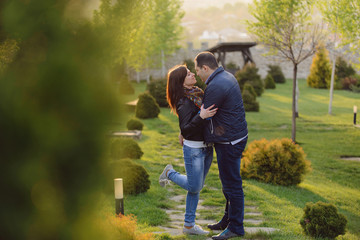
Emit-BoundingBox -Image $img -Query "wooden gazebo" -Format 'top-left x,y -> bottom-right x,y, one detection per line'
207,42 -> 257,70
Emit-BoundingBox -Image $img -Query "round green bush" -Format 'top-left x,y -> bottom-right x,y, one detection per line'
300,201 -> 347,239
341,76 -> 358,90
267,65 -> 286,83
242,89 -> 259,112
107,159 -> 150,195
147,80 -> 168,107
241,138 -> 311,185
243,83 -> 257,99
135,92 -> 160,119
126,118 -> 143,130
335,56 -> 356,80
110,138 -> 143,159
264,74 -> 276,89
235,64 -> 264,96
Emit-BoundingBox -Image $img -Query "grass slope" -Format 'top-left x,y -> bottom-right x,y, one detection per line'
109,80 -> 360,240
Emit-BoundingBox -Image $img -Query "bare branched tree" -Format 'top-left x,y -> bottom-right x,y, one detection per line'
247,0 -> 325,142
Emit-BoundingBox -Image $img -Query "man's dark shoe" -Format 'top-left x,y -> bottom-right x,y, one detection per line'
211,228 -> 244,240
207,220 -> 229,230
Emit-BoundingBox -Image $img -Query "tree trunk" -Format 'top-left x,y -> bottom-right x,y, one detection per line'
329,32 -> 337,115
292,64 -> 298,143
146,67 -> 150,84
161,49 -> 166,78
329,55 -> 336,115
136,71 -> 140,83
146,61 -> 150,84
295,78 -> 299,118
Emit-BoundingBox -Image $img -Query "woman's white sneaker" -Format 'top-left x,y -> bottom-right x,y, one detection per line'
159,164 -> 173,187
183,224 -> 209,235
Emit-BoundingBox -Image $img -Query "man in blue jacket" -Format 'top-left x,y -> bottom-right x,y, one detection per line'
194,52 -> 248,240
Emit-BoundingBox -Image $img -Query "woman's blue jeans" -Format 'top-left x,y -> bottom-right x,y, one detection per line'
167,145 -> 213,227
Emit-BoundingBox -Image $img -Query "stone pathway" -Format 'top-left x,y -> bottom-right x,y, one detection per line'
153,187 -> 278,239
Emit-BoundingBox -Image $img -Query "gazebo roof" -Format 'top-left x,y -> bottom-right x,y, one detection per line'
207,42 -> 257,53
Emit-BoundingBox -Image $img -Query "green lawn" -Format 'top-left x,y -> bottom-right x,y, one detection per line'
108,79 -> 360,240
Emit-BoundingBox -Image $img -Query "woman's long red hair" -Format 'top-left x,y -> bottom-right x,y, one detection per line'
166,65 -> 187,115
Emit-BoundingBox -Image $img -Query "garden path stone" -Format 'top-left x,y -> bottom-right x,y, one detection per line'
244,219 -> 263,225
154,192 -> 278,238
245,227 -> 278,234
169,195 -> 185,202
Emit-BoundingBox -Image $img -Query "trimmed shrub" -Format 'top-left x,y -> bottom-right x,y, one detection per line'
341,76 -> 358,90
242,89 -> 259,112
264,74 -> 276,89
147,79 -> 168,107
111,64 -> 135,95
100,214 -> 154,240
107,159 -> 150,195
241,138 -> 311,185
135,92 -> 160,119
300,201 -> 347,239
110,138 -> 143,159
226,62 -> 239,75
235,64 -> 264,96
126,118 -> 144,130
335,56 -> 356,80
267,65 -> 286,83
307,45 -> 331,89
350,85 -> 360,93
243,83 -> 257,99
226,62 -> 238,69
119,77 -> 135,95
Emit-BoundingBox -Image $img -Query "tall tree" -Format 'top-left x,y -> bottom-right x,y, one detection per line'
247,0 -> 325,142
149,0 -> 184,78
317,0 -> 360,114
93,0 -> 183,80
93,0 -> 153,70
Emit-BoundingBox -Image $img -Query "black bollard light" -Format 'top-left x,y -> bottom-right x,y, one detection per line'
114,178 -> 124,215
354,105 -> 357,125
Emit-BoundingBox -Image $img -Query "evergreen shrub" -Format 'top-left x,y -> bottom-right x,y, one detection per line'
110,138 -> 143,159
241,138 -> 311,185
242,89 -> 259,112
100,214 -> 153,240
135,92 -> 160,119
226,62 -> 239,75
119,77 -> 135,95
307,45 -> 331,89
126,118 -> 143,130
341,76 -> 358,90
107,159 -> 150,195
267,65 -> 286,83
335,56 -> 356,80
264,74 -> 276,89
235,64 -> 264,96
243,83 -> 257,98
147,80 -> 168,107
111,64 -> 135,95
300,201 -> 347,239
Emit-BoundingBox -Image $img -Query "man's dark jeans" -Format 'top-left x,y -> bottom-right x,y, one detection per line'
214,138 -> 248,235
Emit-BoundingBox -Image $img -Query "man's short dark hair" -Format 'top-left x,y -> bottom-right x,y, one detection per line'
195,51 -> 219,70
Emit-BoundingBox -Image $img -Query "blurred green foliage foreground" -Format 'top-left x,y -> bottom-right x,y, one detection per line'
0,1 -> 122,239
